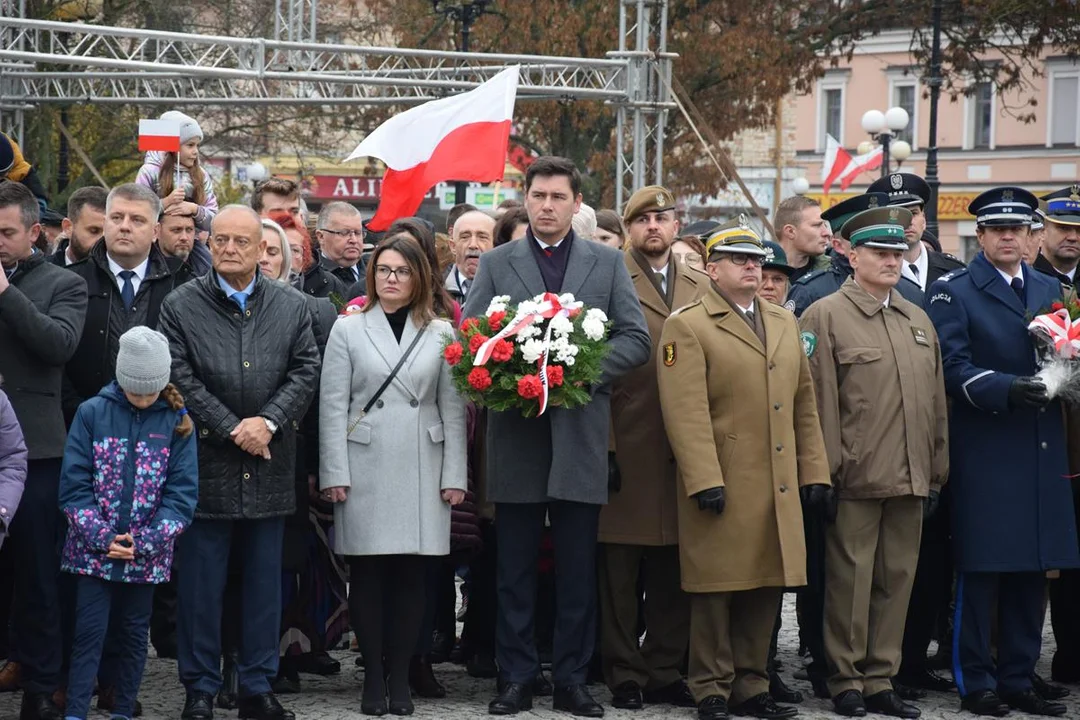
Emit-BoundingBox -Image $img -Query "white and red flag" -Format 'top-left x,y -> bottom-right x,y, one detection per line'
820,134 -> 852,196
838,146 -> 883,190
345,66 -> 520,231
138,118 -> 182,153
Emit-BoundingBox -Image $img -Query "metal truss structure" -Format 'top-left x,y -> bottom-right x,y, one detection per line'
0,0 -> 672,208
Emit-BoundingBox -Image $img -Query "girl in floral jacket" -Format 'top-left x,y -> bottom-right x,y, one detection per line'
59,327 -> 198,720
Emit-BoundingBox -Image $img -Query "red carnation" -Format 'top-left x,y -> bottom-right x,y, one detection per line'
488,310 -> 506,332
517,374 -> 543,399
468,367 -> 492,391
545,364 -> 564,387
460,317 -> 480,334
491,339 -> 514,363
469,333 -> 490,354
1053,302 -> 1065,311
444,342 -> 464,366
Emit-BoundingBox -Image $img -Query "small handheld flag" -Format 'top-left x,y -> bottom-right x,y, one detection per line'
138,119 -> 182,153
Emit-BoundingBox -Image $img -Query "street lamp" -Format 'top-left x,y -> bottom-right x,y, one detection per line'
861,107 -> 910,178
432,0 -> 496,205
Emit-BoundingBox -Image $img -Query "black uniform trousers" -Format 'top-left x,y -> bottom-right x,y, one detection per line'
900,487 -> 953,676
495,500 -> 600,687
798,497 -> 828,681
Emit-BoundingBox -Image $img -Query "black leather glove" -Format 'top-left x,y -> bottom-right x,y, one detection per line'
607,452 -> 621,493
801,483 -> 838,523
693,487 -> 726,515
924,489 -> 941,520
1008,376 -> 1050,408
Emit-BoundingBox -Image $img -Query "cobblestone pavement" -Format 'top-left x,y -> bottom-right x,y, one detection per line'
2,596 -> 1075,719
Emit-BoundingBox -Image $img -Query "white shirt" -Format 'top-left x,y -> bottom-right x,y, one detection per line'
901,244 -> 930,290
107,254 -> 149,298
653,262 -> 669,295
736,299 -> 756,317
536,237 -> 565,252
995,265 -> 1024,288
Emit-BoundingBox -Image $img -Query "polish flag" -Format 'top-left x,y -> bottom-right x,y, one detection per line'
821,134 -> 852,196
138,119 -> 182,153
838,146 -> 883,190
345,66 -> 519,231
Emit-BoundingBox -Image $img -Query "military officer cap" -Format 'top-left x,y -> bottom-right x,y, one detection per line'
840,206 -> 912,251
967,186 -> 1038,227
681,219 -> 720,240
821,192 -> 890,234
705,214 -> 767,258
1040,185 -> 1080,227
762,240 -> 793,275
1032,201 -> 1047,231
623,185 -> 676,225
866,172 -> 931,208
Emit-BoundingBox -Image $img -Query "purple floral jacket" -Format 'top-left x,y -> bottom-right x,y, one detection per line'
59,382 -> 198,584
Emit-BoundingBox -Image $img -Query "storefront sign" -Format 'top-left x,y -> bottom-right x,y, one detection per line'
807,191 -> 1053,221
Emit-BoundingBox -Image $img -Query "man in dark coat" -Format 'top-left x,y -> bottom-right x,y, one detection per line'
926,187 -> 1080,718
0,181 -> 88,720
462,157 -> 650,717
51,186 -> 107,267
160,205 -> 320,720
314,202 -> 368,287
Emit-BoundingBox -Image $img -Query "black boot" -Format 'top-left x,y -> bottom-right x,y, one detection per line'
408,655 -> 445,699
217,650 -> 239,710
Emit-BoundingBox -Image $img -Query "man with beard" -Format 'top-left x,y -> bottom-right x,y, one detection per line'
867,173 -> 963,293
598,186 -> 704,711
52,187 -> 106,266
1033,186 -> 1080,292
158,212 -> 197,263
446,210 -> 496,303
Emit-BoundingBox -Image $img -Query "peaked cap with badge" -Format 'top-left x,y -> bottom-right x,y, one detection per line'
1040,185 -> 1080,227
866,173 -> 931,208
763,240 -> 794,275
623,185 -> 677,225
840,206 -> 912,251
704,214 -> 767,257
967,186 -> 1039,227
821,193 -> 890,235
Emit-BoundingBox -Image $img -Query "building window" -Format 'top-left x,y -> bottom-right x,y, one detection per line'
892,83 -> 916,145
961,235 -> 980,264
822,88 -> 843,146
971,82 -> 994,149
1051,73 -> 1079,146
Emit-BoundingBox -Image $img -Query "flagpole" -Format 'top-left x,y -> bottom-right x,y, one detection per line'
176,151 -> 182,195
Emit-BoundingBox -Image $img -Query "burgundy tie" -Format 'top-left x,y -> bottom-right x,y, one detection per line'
544,247 -> 554,257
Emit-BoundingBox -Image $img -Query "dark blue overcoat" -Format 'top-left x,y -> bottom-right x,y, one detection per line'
926,252 -> 1080,572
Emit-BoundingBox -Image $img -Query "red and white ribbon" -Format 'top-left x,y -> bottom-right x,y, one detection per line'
1029,308 -> 1080,359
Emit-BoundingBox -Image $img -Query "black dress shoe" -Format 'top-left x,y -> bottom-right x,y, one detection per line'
959,689 -> 1009,717
489,682 -> 534,715
832,689 -> 867,717
389,697 -> 414,716
698,695 -> 730,720
295,650 -> 341,676
181,691 -> 215,720
271,668 -> 301,695
238,693 -> 295,720
644,679 -> 696,707
553,684 -> 605,717
19,692 -> 62,720
429,631 -> 454,664
893,681 -> 926,701
769,671 -> 803,704
408,655 -> 446,699
217,652 -> 239,710
896,669 -> 955,693
611,681 -> 643,709
864,690 -> 921,718
467,651 -> 498,679
1001,688 -> 1067,716
729,692 -> 798,719
362,670 -> 387,716
1032,673 -> 1071,701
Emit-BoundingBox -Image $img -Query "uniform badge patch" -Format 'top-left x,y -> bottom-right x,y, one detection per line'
783,299 -> 796,313
800,331 -> 817,358
663,342 -> 677,367
911,327 -> 930,346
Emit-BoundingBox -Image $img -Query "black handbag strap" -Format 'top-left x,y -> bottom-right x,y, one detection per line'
362,322 -> 429,415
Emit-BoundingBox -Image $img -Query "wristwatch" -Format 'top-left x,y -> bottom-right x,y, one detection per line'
261,417 -> 279,435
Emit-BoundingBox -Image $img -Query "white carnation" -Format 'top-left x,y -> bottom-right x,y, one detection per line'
558,293 -> 577,306
518,300 -> 540,317
486,302 -> 508,317
582,317 -> 607,341
549,314 -> 574,337
516,325 -> 541,341
563,356 -> 576,367
521,338 -> 547,363
585,308 -> 608,324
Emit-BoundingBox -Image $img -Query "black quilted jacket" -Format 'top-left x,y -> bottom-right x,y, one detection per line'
158,270 -> 321,519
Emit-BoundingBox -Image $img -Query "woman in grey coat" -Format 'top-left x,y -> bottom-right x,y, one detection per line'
319,233 -> 467,716
0,382 -> 27,550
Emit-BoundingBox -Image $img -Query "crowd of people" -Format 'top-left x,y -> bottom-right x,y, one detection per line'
1,110 -> 1080,720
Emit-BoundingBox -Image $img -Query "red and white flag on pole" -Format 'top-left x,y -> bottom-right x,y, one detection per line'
345,66 -> 519,231
821,134 -> 852,196
837,146 -> 883,190
138,119 -> 182,153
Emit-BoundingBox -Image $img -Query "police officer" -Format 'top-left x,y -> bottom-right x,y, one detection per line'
598,186 -> 705,711
867,173 -> 964,292
785,194 -> 923,317
926,187 -> 1080,717
658,218 -> 832,720
1033,185 -> 1080,292
800,207 -> 949,719
758,241 -> 794,307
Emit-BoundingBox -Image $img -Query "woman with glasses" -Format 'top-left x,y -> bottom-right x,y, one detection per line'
671,234 -> 709,274
319,234 -> 467,716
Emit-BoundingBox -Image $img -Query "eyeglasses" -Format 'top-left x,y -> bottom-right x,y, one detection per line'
321,228 -> 364,239
721,253 -> 766,267
375,265 -> 413,281
210,235 -> 254,250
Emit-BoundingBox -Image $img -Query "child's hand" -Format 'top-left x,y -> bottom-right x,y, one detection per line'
107,533 -> 135,561
163,188 -> 186,208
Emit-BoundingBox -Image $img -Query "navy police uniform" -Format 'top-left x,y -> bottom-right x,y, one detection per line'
925,187 -> 1080,713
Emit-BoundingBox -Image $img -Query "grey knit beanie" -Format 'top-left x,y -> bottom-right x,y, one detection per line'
159,110 -> 203,146
115,326 -> 172,395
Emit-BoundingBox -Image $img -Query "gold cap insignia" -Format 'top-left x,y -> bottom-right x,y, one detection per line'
738,212 -> 750,229
1071,184 -> 1080,202
889,208 -> 900,221
656,192 -> 667,206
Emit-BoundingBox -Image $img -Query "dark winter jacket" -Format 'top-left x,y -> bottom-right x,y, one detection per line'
158,270 -> 320,520
450,403 -> 482,555
0,250 -> 88,459
59,382 -> 198,584
0,388 -> 27,549
295,260 -> 349,301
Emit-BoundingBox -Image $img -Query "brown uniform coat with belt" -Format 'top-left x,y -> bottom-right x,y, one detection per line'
799,279 -> 949,499
657,287 -> 830,593
599,252 -> 707,545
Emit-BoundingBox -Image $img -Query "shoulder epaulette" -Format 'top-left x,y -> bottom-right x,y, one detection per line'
938,268 -> 969,283
670,299 -> 703,318
794,269 -> 826,286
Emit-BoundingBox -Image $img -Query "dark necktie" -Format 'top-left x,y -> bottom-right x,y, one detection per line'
655,271 -> 667,296
1011,276 -> 1025,303
909,264 -> 919,279
119,270 -> 135,311
745,309 -> 755,324
543,246 -> 555,257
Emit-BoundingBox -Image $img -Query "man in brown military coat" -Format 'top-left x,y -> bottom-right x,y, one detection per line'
799,207 -> 949,720
658,218 -> 833,720
598,185 -> 706,711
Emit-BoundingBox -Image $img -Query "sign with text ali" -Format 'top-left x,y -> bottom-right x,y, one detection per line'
304,176 -> 438,202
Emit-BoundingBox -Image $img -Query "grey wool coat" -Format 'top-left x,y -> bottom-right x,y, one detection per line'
319,305 -> 467,556
461,233 -> 651,506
